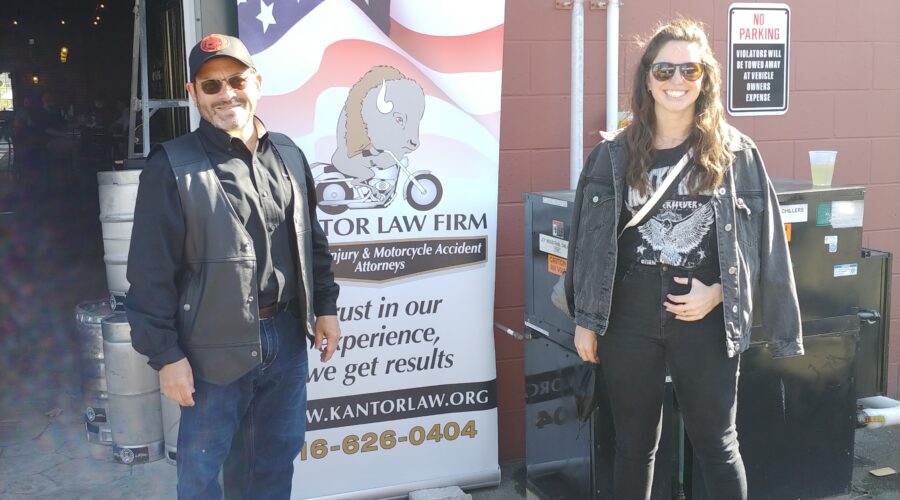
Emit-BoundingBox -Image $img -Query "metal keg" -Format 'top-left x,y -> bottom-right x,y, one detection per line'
160,393 -> 181,465
75,299 -> 113,445
102,313 -> 164,464
97,170 -> 140,307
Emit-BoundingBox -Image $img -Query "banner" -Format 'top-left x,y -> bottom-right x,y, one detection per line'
237,0 -> 504,498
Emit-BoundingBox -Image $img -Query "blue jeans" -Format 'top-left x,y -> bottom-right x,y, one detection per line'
177,310 -> 308,500
599,262 -> 746,500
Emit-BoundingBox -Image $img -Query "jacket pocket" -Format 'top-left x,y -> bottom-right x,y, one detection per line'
582,181 -> 616,234
585,181 -> 616,208
734,191 -> 764,218
177,270 -> 201,334
733,192 -> 764,284
734,191 -> 765,252
181,259 -> 258,348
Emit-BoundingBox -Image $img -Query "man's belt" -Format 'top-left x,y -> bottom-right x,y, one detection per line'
258,303 -> 283,320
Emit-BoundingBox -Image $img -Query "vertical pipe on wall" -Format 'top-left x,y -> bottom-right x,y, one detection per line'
606,0 -> 620,132
187,0 -> 240,130
570,0 -> 585,189
139,0 -> 151,156
127,1 -> 141,160
183,0 -> 200,130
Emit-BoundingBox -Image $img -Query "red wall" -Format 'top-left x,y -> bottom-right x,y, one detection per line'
495,0 -> 900,463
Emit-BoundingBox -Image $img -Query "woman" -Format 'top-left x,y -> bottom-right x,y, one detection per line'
563,19 -> 803,499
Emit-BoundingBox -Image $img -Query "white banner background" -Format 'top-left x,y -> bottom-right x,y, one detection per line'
238,0 -> 504,497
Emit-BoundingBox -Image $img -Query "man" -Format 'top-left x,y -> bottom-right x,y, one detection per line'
125,34 -> 340,499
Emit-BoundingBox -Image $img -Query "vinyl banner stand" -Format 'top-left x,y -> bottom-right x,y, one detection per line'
237,1 -> 505,498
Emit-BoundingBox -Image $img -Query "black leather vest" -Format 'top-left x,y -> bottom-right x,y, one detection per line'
162,131 -> 316,384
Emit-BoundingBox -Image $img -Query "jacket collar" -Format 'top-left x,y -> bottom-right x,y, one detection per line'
599,127 -> 625,144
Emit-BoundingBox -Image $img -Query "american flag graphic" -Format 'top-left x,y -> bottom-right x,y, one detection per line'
237,0 -> 504,165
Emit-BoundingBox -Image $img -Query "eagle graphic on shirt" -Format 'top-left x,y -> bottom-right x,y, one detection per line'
637,200 -> 715,266
627,164 -> 715,267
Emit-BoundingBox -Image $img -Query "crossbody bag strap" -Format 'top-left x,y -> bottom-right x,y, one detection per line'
619,149 -> 694,237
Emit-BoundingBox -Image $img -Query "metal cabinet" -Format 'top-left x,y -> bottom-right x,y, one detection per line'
857,249 -> 892,399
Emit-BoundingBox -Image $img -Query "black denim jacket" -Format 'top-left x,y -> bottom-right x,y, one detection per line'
564,125 -> 804,359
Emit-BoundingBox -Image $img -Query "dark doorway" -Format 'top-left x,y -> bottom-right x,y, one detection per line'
0,0 -> 137,397
0,3 -> 186,472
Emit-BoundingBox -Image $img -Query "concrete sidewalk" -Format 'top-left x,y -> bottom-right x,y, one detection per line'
0,308 -> 898,500
1,392 -> 899,500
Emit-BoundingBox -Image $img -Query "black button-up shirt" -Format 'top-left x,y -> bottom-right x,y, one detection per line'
195,118 -> 297,307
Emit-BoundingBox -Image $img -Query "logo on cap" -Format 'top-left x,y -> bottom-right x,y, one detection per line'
200,34 -> 229,53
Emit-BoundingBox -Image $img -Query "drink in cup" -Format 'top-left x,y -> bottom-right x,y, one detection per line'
809,150 -> 837,187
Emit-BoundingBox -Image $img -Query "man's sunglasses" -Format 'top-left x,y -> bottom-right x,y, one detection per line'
649,62 -> 707,82
196,72 -> 253,95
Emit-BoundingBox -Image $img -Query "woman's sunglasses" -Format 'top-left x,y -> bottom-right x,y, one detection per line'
649,62 -> 706,82
196,72 -> 253,95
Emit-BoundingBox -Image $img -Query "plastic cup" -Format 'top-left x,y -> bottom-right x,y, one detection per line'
809,150 -> 837,187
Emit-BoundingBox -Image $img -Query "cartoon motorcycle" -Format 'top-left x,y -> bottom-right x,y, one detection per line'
312,150 -> 443,215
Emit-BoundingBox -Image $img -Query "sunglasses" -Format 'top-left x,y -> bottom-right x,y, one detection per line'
196,72 -> 254,95
649,62 -> 706,82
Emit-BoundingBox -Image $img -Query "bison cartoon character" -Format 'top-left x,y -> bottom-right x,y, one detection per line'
332,65 -> 426,187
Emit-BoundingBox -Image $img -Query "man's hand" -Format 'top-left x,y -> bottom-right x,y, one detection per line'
315,315 -> 341,363
159,358 -> 195,407
664,277 -> 724,321
574,325 -> 599,364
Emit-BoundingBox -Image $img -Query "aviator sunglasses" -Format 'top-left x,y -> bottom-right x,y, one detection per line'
649,62 -> 707,82
196,71 -> 254,95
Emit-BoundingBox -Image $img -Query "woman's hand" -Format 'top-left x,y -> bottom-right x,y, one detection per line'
574,325 -> 599,363
664,277 -> 723,321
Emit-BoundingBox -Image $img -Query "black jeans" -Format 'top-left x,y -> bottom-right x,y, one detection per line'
598,262 -> 746,500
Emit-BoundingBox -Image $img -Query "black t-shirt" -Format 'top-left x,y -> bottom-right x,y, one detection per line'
618,142 -> 719,269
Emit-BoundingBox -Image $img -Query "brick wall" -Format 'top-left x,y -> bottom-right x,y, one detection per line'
495,0 -> 900,463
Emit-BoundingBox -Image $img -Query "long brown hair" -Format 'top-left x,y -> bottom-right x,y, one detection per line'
623,18 -> 733,196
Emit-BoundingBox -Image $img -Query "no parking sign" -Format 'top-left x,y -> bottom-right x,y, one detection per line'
727,3 -> 791,116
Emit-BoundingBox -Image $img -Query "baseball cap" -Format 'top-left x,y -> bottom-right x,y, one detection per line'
188,34 -> 255,80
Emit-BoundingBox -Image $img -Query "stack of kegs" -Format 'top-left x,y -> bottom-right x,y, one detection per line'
96,169 -> 140,309
102,314 -> 165,464
73,167 -> 180,465
75,300 -> 114,447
